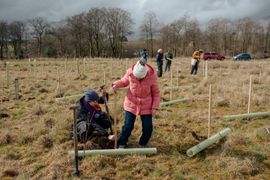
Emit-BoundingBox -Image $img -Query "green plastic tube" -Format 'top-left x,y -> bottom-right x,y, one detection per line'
186,128 -> 232,157
160,98 -> 190,106
70,148 -> 157,157
224,112 -> 270,121
55,94 -> 83,102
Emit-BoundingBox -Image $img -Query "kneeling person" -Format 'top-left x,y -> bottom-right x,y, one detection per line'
73,89 -> 115,149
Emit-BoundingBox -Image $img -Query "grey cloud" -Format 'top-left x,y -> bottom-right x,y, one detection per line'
0,0 -> 269,25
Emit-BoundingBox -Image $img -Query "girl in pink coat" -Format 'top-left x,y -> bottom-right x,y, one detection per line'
112,59 -> 160,148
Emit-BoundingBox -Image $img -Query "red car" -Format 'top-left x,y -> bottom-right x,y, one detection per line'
202,52 -> 225,60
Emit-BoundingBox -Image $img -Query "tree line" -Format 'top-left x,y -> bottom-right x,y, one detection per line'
0,8 -> 269,59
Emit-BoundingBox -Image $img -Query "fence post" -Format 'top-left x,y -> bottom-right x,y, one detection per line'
6,62 -> 9,88
205,60 -> 208,79
208,84 -> 212,138
14,78 -> 19,100
248,75 -> 253,114
114,93 -> 118,149
170,66 -> 173,100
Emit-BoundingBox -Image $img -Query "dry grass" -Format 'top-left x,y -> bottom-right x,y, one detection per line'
0,57 -> 270,179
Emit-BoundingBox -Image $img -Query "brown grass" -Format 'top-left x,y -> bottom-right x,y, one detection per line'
0,58 -> 269,179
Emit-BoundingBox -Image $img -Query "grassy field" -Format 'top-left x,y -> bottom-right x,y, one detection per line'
0,57 -> 270,179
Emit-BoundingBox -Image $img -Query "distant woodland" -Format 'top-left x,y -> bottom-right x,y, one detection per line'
0,8 -> 270,59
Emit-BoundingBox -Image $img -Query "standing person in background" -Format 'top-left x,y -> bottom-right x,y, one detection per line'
140,49 -> 148,62
165,50 -> 173,73
191,49 -> 203,75
112,59 -> 160,148
156,48 -> 164,77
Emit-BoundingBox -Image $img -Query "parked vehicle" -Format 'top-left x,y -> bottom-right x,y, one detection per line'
233,53 -> 252,61
202,52 -> 225,60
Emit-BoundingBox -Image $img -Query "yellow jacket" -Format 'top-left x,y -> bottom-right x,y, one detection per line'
192,51 -> 201,60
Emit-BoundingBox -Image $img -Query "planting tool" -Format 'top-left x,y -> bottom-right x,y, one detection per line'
70,105 -> 80,176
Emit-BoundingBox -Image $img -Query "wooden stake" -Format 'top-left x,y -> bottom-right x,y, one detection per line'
14,78 -> 19,100
42,62 -> 45,74
205,60 -> 208,79
83,58 -> 85,75
125,58 -> 128,70
110,60 -> 113,79
113,93 -> 118,149
170,66 -> 173,101
70,105 -> 80,176
208,84 -> 212,138
6,62 -> 9,88
202,60 -> 205,76
34,59 -> 37,76
56,68 -> 62,95
28,58 -> 31,74
103,69 -> 106,85
266,127 -> 270,135
259,70 -> 262,84
65,58 -> 67,73
177,65 -> 179,87
248,75 -> 252,114
2,80 -> 5,96
77,59 -> 80,77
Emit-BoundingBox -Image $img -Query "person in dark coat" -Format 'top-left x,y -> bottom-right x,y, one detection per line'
165,50 -> 173,72
156,48 -> 164,77
74,89 -> 115,145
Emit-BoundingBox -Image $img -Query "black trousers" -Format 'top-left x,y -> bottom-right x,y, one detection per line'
157,62 -> 163,77
165,61 -> 172,72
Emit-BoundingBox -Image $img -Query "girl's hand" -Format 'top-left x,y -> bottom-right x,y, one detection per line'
111,85 -> 118,94
152,109 -> 157,118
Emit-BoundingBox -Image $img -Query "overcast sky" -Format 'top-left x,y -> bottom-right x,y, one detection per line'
1,0 -> 270,29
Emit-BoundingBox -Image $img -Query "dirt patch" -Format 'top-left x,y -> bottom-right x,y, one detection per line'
0,112 -> 10,119
1,169 -> 19,177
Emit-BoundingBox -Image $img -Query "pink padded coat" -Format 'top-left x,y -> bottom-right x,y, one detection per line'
113,63 -> 160,115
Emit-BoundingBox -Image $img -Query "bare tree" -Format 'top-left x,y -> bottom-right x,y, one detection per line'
2,9 -> 269,59
0,21 -> 8,60
67,13 -> 86,57
8,21 -> 25,58
160,17 -> 185,56
235,18 -> 256,53
206,19 -> 222,53
264,21 -> 270,54
140,11 -> 159,58
159,16 -> 201,56
105,8 -> 133,58
184,18 -> 201,55
50,24 -> 71,57
85,8 -> 106,57
30,17 -> 49,57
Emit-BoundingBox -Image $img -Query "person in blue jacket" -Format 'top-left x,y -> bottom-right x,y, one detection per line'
140,49 -> 148,62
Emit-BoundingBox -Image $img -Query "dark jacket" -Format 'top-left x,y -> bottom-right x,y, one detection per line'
156,53 -> 164,64
165,52 -> 173,60
140,51 -> 148,60
75,95 -> 111,142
